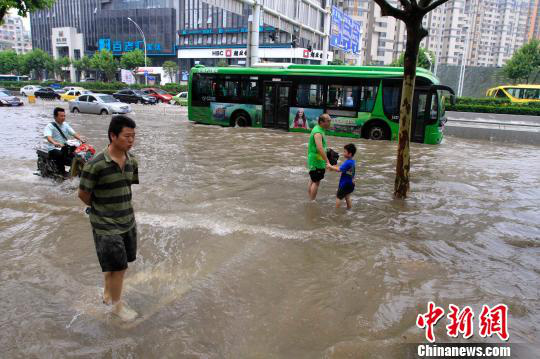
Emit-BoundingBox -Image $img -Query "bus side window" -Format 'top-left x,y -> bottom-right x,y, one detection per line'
296,83 -> 323,107
326,85 -> 359,109
358,85 -> 378,112
192,74 -> 216,102
382,85 -> 400,120
241,80 -> 259,100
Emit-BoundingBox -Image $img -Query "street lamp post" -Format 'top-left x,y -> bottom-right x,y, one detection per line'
127,17 -> 147,85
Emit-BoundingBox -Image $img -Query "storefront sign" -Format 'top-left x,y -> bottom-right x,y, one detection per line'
179,26 -> 274,36
178,47 -> 333,61
98,38 -> 171,54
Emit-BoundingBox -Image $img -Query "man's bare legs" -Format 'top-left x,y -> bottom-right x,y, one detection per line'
308,180 -> 321,201
103,273 -> 112,304
104,269 -> 137,320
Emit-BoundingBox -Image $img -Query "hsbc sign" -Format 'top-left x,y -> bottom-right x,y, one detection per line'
210,49 -> 248,58
179,47 -> 333,61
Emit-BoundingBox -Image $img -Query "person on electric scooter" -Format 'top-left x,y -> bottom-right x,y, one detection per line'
43,107 -> 86,176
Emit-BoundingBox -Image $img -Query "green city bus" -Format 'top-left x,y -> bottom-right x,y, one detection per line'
188,64 -> 454,144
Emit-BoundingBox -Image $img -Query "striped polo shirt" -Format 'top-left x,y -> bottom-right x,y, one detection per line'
79,147 -> 139,235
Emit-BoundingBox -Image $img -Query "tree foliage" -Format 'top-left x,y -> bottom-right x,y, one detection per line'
0,50 -> 19,73
53,56 -> 70,80
119,49 -> 150,70
216,59 -> 229,67
19,48 -> 53,79
0,0 -> 54,24
392,47 -> 435,70
503,40 -> 540,84
90,49 -> 118,82
329,58 -> 345,65
162,60 -> 178,83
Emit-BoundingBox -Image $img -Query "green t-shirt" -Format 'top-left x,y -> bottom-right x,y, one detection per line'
307,125 -> 327,170
79,147 -> 139,235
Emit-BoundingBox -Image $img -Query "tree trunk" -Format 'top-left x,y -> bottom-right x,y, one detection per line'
394,22 -> 422,199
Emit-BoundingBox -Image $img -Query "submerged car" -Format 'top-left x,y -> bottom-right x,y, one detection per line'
142,87 -> 173,103
170,91 -> 188,106
0,91 -> 23,106
69,93 -> 131,115
20,85 -> 42,96
112,89 -> 157,104
61,89 -> 92,102
34,87 -> 61,100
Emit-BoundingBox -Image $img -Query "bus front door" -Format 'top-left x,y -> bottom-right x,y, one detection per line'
263,82 -> 291,130
412,91 -> 428,143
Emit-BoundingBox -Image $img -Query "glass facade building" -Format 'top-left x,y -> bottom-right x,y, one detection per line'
30,0 -> 331,71
30,0 -> 101,55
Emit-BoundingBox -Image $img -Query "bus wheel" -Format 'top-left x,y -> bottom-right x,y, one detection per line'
364,122 -> 390,141
231,111 -> 251,127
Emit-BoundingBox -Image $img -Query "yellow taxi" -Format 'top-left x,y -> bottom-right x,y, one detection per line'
60,89 -> 91,102
486,85 -> 540,103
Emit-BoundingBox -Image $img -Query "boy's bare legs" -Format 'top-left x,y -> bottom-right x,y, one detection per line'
345,194 -> 352,209
335,197 -> 341,208
105,270 -> 137,320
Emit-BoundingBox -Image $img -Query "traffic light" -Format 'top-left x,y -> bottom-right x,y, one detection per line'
291,34 -> 298,48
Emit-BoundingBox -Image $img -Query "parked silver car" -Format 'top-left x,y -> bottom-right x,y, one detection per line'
69,93 -> 131,115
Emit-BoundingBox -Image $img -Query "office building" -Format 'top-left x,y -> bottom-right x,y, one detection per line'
29,0 -> 334,81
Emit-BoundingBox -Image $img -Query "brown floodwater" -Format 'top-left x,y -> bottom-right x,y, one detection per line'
0,102 -> 539,358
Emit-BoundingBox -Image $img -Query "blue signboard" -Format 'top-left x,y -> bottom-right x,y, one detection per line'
330,6 -> 361,54
179,26 -> 274,36
98,38 -> 170,56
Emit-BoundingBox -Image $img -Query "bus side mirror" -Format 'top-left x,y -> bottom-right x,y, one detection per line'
450,95 -> 456,105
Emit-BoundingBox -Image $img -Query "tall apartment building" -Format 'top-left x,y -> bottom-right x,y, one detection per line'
0,15 -> 32,54
339,0 -> 533,67
337,0 -> 404,65
528,0 -> 540,40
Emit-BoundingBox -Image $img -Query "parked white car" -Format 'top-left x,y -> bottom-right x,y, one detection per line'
63,86 -> 85,92
20,85 -> 42,96
69,93 -> 131,115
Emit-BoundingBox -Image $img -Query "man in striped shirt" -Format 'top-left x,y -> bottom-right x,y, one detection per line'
78,115 -> 139,321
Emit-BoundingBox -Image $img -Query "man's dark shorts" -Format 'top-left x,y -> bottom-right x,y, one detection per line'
337,183 -> 355,199
92,226 -> 137,272
309,169 -> 325,182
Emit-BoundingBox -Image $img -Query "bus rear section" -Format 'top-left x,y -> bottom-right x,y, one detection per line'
188,65 -> 453,145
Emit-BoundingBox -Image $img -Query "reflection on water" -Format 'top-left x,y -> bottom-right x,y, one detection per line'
0,103 -> 539,357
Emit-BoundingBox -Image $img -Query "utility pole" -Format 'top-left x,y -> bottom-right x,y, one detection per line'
322,1 -> 332,65
246,0 -> 261,67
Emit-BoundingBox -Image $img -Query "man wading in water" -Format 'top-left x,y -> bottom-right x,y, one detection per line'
307,114 -> 332,200
78,116 -> 139,321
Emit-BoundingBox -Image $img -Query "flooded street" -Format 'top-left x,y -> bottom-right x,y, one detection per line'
1,102 -> 539,358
